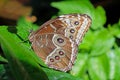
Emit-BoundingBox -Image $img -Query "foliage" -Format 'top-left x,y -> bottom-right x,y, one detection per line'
0,0 -> 120,80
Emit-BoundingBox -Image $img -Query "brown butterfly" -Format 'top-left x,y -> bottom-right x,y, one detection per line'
29,14 -> 92,72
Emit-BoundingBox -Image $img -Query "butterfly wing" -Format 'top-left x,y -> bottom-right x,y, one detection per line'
29,14 -> 91,72
31,33 -> 77,71
58,14 -> 92,45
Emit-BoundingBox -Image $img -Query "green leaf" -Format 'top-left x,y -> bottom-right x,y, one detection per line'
43,68 -> 82,80
108,20 -> 120,38
16,17 -> 39,40
0,26 -> 48,80
0,55 -> 8,63
51,0 -> 106,29
83,73 -> 89,80
90,28 -> 115,56
92,6 -> 106,29
51,0 -> 94,15
112,47 -> 120,80
80,28 -> 115,56
107,50 -> 116,80
106,46 -> 120,80
88,53 -> 109,80
70,53 -> 88,77
0,65 -> 6,80
79,30 -> 95,52
78,28 -> 115,80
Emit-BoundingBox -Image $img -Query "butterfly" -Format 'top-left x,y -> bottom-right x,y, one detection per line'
29,14 -> 92,72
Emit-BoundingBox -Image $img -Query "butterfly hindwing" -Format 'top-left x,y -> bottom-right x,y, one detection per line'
31,33 -> 77,71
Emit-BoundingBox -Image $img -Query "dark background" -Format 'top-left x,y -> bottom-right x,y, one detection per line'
0,0 -> 120,26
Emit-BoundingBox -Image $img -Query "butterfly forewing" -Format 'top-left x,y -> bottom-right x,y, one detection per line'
29,14 -> 91,72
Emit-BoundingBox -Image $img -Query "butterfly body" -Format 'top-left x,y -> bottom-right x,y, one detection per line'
29,14 -> 91,72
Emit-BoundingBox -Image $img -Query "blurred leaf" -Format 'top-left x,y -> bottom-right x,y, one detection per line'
90,28 -> 115,56
0,55 -> 8,63
0,26 -> 48,80
88,53 -> 109,80
0,65 -> 5,80
106,46 -> 120,80
83,73 -> 89,80
51,0 -> 106,29
92,6 -> 106,29
114,47 -> 120,80
70,53 -> 88,77
16,17 -> 39,41
108,20 -> 120,38
79,30 -> 95,52
107,50 -> 116,80
79,28 -> 115,56
43,68 -> 82,80
51,0 -> 94,15
80,28 -> 115,56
